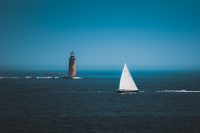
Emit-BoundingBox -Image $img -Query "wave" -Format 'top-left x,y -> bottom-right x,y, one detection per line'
0,76 -> 61,79
73,77 -> 83,79
0,77 -> 21,79
0,76 -> 84,80
157,90 -> 200,93
25,76 -> 33,79
35,76 -> 61,79
36,76 -> 53,79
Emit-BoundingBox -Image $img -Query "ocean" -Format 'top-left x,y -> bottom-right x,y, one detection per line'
0,70 -> 200,133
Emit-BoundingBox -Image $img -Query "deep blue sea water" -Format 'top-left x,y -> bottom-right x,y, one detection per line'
0,70 -> 200,133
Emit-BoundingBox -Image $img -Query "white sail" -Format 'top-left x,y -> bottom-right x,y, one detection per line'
118,64 -> 138,92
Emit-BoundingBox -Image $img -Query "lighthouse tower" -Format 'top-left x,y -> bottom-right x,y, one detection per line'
68,51 -> 76,78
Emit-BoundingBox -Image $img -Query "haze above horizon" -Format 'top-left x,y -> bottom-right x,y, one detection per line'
0,0 -> 200,70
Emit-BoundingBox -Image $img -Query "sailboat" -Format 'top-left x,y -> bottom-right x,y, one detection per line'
117,64 -> 139,92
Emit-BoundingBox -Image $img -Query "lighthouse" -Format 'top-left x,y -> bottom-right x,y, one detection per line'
68,51 -> 76,78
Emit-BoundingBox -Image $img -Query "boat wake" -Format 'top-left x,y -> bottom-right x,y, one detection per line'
157,90 -> 200,93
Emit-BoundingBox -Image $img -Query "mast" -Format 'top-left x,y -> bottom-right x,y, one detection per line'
68,51 -> 76,78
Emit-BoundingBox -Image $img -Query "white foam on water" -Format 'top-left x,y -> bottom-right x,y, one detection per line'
0,76 -> 63,79
72,77 -> 83,79
36,76 -> 53,79
25,76 -> 33,79
0,77 -> 21,79
157,90 -> 200,93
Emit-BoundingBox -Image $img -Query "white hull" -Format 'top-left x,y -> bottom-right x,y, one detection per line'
117,89 -> 139,93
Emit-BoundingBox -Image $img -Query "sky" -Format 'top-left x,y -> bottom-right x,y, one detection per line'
0,0 -> 200,70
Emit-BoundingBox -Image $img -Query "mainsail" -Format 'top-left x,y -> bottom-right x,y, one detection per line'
118,64 -> 138,92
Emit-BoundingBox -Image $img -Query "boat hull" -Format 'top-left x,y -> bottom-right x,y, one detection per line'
117,90 -> 139,93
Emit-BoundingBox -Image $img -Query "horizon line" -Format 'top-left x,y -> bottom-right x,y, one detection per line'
0,65 -> 200,71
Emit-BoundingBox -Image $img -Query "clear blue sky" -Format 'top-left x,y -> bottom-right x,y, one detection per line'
0,0 -> 200,70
